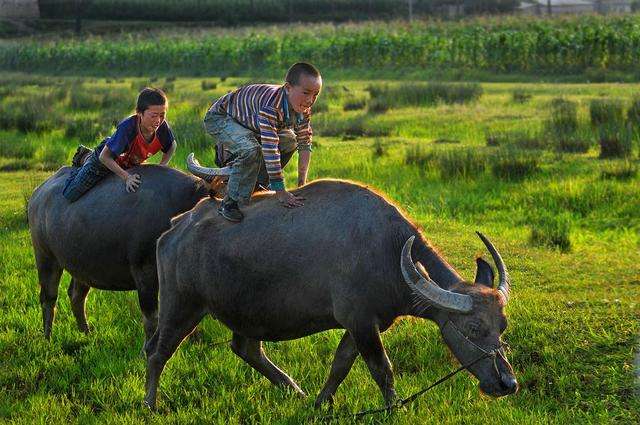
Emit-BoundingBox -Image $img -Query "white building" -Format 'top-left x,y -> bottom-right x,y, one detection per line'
518,0 -> 632,15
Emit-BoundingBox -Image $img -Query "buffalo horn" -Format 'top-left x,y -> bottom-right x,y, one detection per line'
401,236 -> 473,313
186,153 -> 231,182
475,231 -> 510,304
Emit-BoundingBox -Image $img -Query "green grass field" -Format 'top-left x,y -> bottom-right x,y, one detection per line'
0,74 -> 639,423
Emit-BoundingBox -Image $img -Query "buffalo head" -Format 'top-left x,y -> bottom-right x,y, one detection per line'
401,233 -> 518,397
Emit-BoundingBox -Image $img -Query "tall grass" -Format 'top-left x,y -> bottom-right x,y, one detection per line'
545,98 -> 592,153
6,15 -> 640,74
368,82 -> 482,108
590,99 -> 633,158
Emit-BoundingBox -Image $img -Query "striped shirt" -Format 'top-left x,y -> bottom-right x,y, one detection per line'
210,84 -> 312,191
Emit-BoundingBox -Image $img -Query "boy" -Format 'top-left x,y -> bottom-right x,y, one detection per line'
203,62 -> 322,222
63,87 -> 176,202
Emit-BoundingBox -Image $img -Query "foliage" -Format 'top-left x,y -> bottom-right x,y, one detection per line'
6,15 -> 640,74
529,211 -> 572,252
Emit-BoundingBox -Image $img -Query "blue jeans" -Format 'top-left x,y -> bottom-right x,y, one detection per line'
62,152 -> 111,202
203,112 -> 297,202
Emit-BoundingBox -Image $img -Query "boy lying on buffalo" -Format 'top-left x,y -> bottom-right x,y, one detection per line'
63,88 -> 177,202
201,62 -> 322,222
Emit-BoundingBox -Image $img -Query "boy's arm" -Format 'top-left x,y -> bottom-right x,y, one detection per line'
258,109 -> 285,191
298,150 -> 310,187
295,115 -> 313,187
159,140 -> 177,166
99,146 -> 141,193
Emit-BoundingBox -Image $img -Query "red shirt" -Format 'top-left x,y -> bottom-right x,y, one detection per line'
115,123 -> 164,169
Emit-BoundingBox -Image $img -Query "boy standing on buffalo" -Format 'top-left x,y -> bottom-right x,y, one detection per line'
63,87 -> 177,202
203,62 -> 322,222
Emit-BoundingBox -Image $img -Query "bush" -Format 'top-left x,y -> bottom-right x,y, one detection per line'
545,98 -> 590,153
597,124 -> 633,158
201,80 -> 218,91
343,98 -> 367,111
69,86 -> 131,111
64,117 -> 113,144
486,130 -> 547,150
627,95 -> 640,129
529,212 -> 572,252
600,161 -> 638,181
372,139 -> 385,159
34,144 -> 68,170
512,89 -> 532,104
0,158 -> 31,172
368,82 -> 482,108
404,144 -> 430,168
490,149 -> 540,181
0,137 -> 36,158
314,114 -> 390,138
0,96 -> 60,133
590,98 -> 624,127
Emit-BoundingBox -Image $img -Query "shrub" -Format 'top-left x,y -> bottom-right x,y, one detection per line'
545,98 -> 590,153
368,82 -> 482,108
343,98 -> 367,111
201,80 -> 218,91
64,117 -> 113,143
34,143 -> 68,170
597,124 -> 633,158
600,161 -> 638,180
590,98 -> 624,127
404,144 -> 430,168
486,130 -> 547,150
0,96 -> 60,133
0,158 -> 31,172
548,98 -> 578,134
0,137 -> 36,158
490,149 -> 540,181
627,95 -> 640,129
372,139 -> 385,159
529,212 -> 572,252
512,89 -> 532,104
367,98 -> 389,114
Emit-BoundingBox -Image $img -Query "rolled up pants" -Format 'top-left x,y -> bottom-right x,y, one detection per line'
204,112 -> 297,202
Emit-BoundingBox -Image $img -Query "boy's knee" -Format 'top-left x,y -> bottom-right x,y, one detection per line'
236,146 -> 261,164
62,187 -> 81,203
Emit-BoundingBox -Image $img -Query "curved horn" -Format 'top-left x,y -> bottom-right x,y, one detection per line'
475,231 -> 510,304
401,236 -> 473,313
186,153 -> 232,182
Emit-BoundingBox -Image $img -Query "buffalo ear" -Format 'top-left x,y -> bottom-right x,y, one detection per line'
474,257 -> 495,288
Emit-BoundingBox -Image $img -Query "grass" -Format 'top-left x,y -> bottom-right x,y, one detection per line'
0,74 -> 638,424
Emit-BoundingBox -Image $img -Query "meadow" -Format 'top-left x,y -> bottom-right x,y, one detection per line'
0,73 -> 639,423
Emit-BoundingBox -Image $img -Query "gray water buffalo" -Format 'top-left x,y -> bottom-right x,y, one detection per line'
144,179 -> 517,409
28,165 -> 209,342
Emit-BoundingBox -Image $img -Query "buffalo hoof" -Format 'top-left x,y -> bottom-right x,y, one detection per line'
313,395 -> 333,409
143,399 -> 155,411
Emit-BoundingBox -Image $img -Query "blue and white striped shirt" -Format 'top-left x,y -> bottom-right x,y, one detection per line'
210,84 -> 312,191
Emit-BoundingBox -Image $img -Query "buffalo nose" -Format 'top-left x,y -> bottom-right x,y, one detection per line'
501,375 -> 518,393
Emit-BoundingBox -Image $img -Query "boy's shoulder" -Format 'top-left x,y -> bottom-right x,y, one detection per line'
116,115 -> 137,130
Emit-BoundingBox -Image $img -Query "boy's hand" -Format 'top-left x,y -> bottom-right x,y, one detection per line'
275,190 -> 304,208
125,173 -> 141,193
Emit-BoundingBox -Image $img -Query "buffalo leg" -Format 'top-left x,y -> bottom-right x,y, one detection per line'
230,333 -> 306,397
36,255 -> 63,341
67,278 -> 91,334
352,326 -> 397,407
137,288 -> 159,343
315,331 -> 359,408
144,298 -> 205,410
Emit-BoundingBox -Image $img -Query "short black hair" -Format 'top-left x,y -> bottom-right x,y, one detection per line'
285,62 -> 321,86
136,87 -> 168,113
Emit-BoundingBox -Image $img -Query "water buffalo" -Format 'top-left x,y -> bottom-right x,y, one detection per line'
144,178 -> 518,409
27,165 -> 209,342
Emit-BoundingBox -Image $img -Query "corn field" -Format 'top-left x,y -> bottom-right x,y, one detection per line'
3,15 -> 640,74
